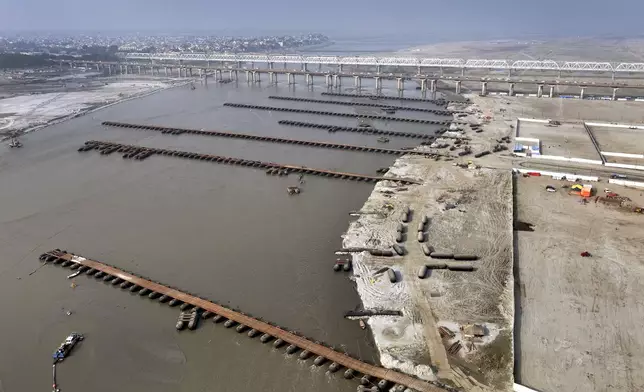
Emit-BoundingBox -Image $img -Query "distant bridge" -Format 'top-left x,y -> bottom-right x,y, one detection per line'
121,52 -> 644,74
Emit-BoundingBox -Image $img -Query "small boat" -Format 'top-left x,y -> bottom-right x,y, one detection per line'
383,108 -> 396,114
9,138 -> 22,148
66,271 -> 81,279
287,186 -> 301,195
359,320 -> 366,330
377,137 -> 390,143
52,332 -> 84,363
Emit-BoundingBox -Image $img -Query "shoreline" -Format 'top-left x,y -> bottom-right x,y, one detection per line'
342,97 -> 515,391
0,76 -> 194,141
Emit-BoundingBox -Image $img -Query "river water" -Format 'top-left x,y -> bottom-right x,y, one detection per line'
0,78 -> 447,392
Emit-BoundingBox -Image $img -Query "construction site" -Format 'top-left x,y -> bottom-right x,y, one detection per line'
2,55 -> 644,392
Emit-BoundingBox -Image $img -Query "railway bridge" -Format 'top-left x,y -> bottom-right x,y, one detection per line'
61,52 -> 644,99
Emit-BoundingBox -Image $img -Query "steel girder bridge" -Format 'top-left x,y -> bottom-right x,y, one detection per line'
122,52 -> 644,74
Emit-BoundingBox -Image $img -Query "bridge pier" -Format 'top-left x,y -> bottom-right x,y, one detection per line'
334,75 -> 342,87
374,76 -> 382,90
420,79 -> 427,92
325,74 -> 332,87
137,66 -> 141,75
354,76 -> 361,89
302,63 -> 308,72
376,65 -> 381,74
613,88 -> 618,101
216,69 -> 222,81
455,81 -> 461,94
430,79 -> 437,93
287,73 -> 295,85
549,85 -> 554,98
508,83 -> 515,96
306,74 -> 313,85
338,64 -> 343,73
537,84 -> 543,98
246,71 -> 251,83
396,77 -> 404,91
481,82 -> 488,96
580,87 -> 585,100
268,62 -> 274,70
164,67 -> 168,76
230,70 -> 236,80
253,71 -> 260,83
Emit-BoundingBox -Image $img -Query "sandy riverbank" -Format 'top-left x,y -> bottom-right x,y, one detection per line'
0,76 -> 192,137
342,99 -> 515,391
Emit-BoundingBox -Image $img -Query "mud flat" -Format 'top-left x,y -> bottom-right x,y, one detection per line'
342,101 -> 514,391
0,77 -> 189,136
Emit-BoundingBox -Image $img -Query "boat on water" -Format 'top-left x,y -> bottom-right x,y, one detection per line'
52,332 -> 84,363
359,320 -> 366,330
9,138 -> 22,148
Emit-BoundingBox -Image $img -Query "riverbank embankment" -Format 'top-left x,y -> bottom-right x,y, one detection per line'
342,98 -> 515,391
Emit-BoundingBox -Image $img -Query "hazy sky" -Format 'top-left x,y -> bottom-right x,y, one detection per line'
0,0 -> 641,39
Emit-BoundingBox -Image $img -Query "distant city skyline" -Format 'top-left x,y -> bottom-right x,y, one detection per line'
1,0 -> 643,40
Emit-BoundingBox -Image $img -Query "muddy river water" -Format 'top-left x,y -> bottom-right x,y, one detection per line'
0,79 -> 447,392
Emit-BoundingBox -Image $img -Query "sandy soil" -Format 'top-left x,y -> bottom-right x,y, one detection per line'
591,126 -> 644,155
518,122 -> 600,160
342,101 -> 514,391
514,176 -> 644,392
0,77 -> 187,136
465,90 -> 644,392
340,82 -> 644,392
397,38 -> 644,62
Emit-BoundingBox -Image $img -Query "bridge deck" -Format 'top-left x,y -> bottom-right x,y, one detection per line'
43,250 -> 445,392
